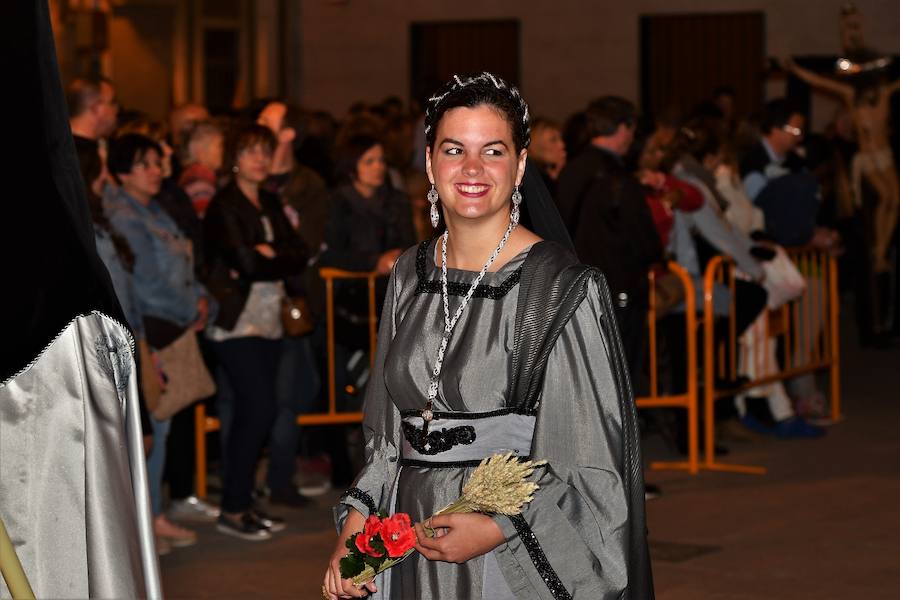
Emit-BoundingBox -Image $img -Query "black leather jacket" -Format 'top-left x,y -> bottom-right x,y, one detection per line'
203,181 -> 308,330
320,183 -> 416,272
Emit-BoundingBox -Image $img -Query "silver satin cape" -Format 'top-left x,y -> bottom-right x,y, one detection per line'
0,312 -> 160,599
335,240 -> 629,599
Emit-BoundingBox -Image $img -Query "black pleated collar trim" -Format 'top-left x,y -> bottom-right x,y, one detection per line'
414,239 -> 523,299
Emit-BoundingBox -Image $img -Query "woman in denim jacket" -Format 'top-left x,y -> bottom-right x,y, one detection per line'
74,136 -> 156,447
105,133 -> 213,552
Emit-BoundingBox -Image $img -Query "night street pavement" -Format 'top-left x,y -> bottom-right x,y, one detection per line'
162,311 -> 900,599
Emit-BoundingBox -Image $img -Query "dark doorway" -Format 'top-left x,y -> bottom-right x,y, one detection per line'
410,20 -> 519,107
640,12 -> 765,120
203,28 -> 239,114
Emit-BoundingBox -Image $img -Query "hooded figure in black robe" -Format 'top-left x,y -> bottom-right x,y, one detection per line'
0,2 -> 160,597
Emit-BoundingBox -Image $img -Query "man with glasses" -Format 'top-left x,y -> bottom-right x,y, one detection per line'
738,98 -> 836,249
740,98 -> 807,202
740,98 -> 835,431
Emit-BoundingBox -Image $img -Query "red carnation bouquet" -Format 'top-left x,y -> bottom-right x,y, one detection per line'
339,453 -> 546,586
339,513 -> 418,584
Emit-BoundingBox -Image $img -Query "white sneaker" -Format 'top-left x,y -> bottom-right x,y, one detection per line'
297,479 -> 331,497
155,515 -> 198,547
168,495 -> 220,523
155,535 -> 172,556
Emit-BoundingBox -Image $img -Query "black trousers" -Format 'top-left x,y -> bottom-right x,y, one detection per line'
614,303 -> 649,397
165,333 -> 218,499
164,406 -> 195,500
664,279 -> 766,393
213,336 -> 281,513
663,279 -> 767,443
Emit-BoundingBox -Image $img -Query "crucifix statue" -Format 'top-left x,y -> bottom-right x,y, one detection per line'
786,3 -> 900,273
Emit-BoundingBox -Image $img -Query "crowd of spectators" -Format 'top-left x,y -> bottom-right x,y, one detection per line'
67,73 -> 898,550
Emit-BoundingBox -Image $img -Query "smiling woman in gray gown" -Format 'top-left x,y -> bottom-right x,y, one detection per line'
323,73 -> 653,600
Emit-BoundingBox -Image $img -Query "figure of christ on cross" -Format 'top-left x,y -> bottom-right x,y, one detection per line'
785,4 -> 900,273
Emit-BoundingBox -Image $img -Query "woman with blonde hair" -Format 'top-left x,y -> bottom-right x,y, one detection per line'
528,117 -> 567,195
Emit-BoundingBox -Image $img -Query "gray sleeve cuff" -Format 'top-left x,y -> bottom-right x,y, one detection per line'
333,487 -> 377,533
492,512 -> 520,542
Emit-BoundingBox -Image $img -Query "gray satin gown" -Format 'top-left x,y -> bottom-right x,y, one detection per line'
336,239 -> 629,599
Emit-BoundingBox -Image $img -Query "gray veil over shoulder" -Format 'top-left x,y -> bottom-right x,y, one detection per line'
0,2 -> 160,597
509,242 -> 655,599
522,156 -> 653,598
519,159 -> 575,253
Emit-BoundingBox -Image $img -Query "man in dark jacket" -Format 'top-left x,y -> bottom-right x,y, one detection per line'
556,96 -> 663,384
739,98 -> 829,248
739,98 -> 807,202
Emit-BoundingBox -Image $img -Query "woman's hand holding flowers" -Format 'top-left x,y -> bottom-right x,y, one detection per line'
323,510 -> 376,600
413,513 -> 505,564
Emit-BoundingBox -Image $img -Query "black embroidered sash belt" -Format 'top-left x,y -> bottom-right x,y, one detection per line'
400,411 -> 535,466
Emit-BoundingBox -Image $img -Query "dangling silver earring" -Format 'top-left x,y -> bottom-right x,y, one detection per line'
428,184 -> 440,228
511,185 -> 522,226
232,165 -> 239,174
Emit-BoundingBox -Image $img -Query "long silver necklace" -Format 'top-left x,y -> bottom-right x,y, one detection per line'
421,220 -> 517,432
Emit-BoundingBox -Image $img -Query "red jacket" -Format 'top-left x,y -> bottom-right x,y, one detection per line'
644,175 -> 703,247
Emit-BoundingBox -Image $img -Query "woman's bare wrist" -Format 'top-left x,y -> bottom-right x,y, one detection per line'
338,508 -> 366,547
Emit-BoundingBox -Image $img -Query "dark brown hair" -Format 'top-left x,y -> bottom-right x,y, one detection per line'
224,122 -> 277,174
584,96 -> 636,138
424,72 -> 530,153
107,133 -> 162,183
334,134 -> 382,184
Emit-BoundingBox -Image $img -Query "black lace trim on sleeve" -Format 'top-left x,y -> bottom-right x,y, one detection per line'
508,514 -> 572,600
414,238 -> 522,299
339,487 -> 377,516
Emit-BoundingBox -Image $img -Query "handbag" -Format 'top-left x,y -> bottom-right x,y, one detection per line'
137,337 -> 162,413
152,328 -> 216,420
653,270 -> 686,317
762,246 -> 806,309
281,295 -> 315,337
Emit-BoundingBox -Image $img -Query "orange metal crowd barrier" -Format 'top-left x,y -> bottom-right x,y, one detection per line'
194,264 -> 705,496
195,251 -> 837,495
701,248 -> 841,475
637,262 -> 700,475
194,267 -> 377,499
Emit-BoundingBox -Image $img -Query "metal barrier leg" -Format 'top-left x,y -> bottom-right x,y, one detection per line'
195,403 -> 207,499
646,263 -> 700,475
687,387 -> 699,474
701,257 -> 767,475
829,257 -> 842,421
647,389 -> 700,474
